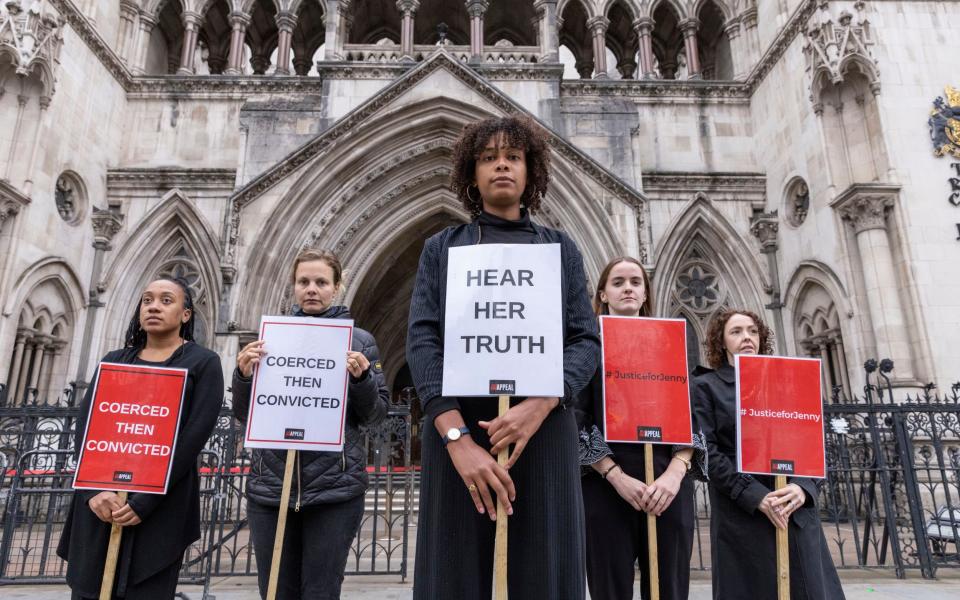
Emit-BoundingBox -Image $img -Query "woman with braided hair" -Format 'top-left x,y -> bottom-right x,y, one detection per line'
58,277 -> 224,599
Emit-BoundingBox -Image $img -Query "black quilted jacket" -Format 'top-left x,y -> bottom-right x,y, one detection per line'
232,305 -> 389,507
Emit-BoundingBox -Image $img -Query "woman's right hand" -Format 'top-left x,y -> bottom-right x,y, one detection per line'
758,494 -> 789,530
88,491 -> 124,523
237,340 -> 267,378
607,469 -> 648,511
447,437 -> 516,521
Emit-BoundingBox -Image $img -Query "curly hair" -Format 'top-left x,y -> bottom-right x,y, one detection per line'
450,116 -> 551,217
703,308 -> 775,369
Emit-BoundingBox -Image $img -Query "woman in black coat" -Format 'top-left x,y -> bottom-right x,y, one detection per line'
576,256 -> 706,600
58,277 -> 224,599
407,116 -> 599,599
232,248 -> 389,600
691,308 -> 844,600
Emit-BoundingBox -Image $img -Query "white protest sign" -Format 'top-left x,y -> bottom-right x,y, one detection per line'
244,316 -> 352,451
442,243 -> 563,397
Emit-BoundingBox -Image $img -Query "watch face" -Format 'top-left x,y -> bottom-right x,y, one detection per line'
447,428 -> 462,441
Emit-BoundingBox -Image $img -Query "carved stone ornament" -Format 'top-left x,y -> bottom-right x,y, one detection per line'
0,1 -> 64,95
836,194 -> 893,234
750,210 -> 779,248
675,264 -> 721,312
804,1 -> 879,102
90,206 -> 124,246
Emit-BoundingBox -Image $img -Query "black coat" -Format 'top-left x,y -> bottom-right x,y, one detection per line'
406,218 -> 600,419
691,364 -> 845,600
231,305 -> 389,507
57,342 -> 224,597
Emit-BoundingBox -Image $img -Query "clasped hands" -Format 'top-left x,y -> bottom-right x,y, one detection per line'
88,491 -> 141,526
446,396 -> 559,521
758,483 -> 807,530
607,463 -> 685,517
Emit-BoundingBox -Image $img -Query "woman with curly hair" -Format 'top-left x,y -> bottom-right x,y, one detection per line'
407,116 -> 599,599
576,257 -> 707,600
691,309 -> 844,599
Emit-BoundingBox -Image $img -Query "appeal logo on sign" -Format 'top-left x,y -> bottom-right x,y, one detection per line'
735,354 -> 826,479
602,317 -> 693,446
442,244 -> 563,398
73,363 -> 188,495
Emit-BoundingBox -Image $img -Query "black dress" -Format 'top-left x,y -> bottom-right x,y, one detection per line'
691,364 -> 845,600
407,210 -> 600,600
57,342 -> 224,599
576,367 -> 707,600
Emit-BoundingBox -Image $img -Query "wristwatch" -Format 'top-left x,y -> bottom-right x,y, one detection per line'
442,426 -> 470,446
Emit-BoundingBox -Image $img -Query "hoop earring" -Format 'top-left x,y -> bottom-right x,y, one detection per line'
466,185 -> 480,206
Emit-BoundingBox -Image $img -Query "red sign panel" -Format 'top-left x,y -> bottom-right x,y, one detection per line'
736,355 -> 826,479
73,363 -> 188,494
601,316 -> 693,445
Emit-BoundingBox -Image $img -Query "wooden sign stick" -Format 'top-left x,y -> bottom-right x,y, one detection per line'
494,395 -> 510,600
267,449 -> 297,600
644,445 -> 660,600
775,475 -> 790,600
99,491 -> 127,600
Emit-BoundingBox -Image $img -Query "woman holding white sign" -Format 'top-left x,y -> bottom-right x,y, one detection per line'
690,309 -> 844,599
58,277 -> 224,599
407,116 -> 600,599
576,257 -> 707,600
232,249 -> 389,600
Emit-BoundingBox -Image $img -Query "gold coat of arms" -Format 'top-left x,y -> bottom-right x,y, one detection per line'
929,86 -> 960,158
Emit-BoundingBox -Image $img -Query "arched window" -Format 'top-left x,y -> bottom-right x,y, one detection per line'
292,0 -> 326,75
246,0 -> 279,74
697,1 -> 733,80
605,1 -> 637,79
651,2 -> 684,80
198,0 -> 232,74
145,0 -> 186,74
793,282 -> 850,402
558,0 -> 591,79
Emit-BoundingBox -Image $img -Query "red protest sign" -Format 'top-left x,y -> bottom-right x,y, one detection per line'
601,316 -> 693,445
736,355 -> 826,479
73,363 -> 188,494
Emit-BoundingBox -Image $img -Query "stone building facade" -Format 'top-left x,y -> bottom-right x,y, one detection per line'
1,0 -> 958,406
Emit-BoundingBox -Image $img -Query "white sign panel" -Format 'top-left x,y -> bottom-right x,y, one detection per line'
442,243 -> 563,397
244,316 -> 352,451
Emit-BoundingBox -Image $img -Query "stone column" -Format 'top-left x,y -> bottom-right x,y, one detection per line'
586,16 -> 609,79
749,211 -> 787,354
225,12 -> 251,75
73,208 -> 124,401
177,11 -> 203,74
835,190 -> 914,380
324,0 -> 343,60
132,13 -> 157,75
40,340 -> 64,403
274,12 -> 297,75
13,335 -> 36,404
534,0 -> 558,62
723,18 -> 742,78
25,336 -> 49,403
4,330 -> 28,403
816,339 -> 834,397
633,17 -> 655,79
679,18 -> 701,79
22,96 -> 50,196
741,6 -> 759,66
833,336 -> 852,399
396,1 -> 420,61
3,95 -> 28,181
466,0 -> 489,63
117,0 -> 139,65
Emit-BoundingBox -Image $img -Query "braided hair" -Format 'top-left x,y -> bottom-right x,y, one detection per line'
123,277 -> 196,349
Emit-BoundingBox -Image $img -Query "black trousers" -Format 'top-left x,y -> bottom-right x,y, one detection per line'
246,494 -> 365,600
413,402 -> 586,600
582,447 -> 695,600
71,557 -> 182,600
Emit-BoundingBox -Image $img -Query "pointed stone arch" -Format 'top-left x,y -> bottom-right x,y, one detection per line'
653,193 -> 767,341
1,258 -> 85,403
101,190 -> 222,351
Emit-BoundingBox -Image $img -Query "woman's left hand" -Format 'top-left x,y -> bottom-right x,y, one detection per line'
111,503 -> 142,527
478,397 -> 559,468
346,351 -> 370,378
641,467 -> 684,516
767,483 -> 807,521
